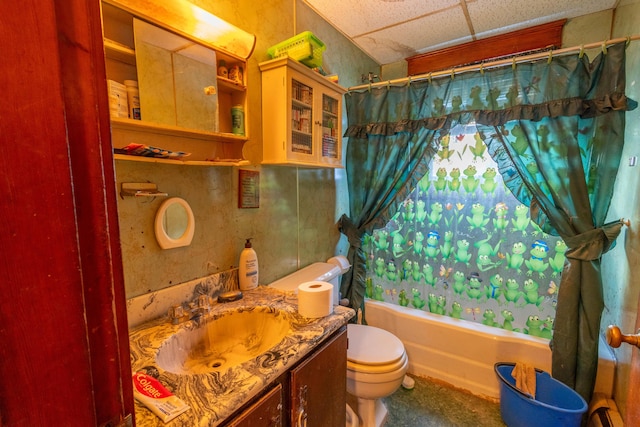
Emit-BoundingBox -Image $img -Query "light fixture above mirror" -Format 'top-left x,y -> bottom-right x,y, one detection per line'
105,0 -> 256,59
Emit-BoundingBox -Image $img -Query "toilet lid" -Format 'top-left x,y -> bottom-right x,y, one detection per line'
347,324 -> 405,365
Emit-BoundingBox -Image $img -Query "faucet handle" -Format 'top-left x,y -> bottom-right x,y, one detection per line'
196,295 -> 212,311
168,305 -> 185,324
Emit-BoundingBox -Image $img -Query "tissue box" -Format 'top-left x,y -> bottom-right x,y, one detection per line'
107,80 -> 128,118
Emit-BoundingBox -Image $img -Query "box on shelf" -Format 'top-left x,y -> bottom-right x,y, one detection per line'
267,31 -> 325,68
107,80 -> 129,119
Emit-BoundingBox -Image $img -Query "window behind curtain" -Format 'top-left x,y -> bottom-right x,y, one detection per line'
363,124 -> 565,337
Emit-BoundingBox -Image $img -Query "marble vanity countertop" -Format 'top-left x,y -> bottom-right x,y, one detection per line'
129,286 -> 355,426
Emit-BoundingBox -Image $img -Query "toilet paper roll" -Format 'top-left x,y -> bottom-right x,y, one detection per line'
298,281 -> 334,318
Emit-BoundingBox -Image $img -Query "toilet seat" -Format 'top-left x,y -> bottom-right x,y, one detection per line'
347,351 -> 408,374
347,324 -> 406,373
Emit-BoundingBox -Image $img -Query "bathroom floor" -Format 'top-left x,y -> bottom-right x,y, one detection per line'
381,374 -> 506,426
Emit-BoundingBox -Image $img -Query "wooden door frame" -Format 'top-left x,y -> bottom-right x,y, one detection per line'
625,295 -> 640,424
0,0 -> 133,425
56,0 -> 135,423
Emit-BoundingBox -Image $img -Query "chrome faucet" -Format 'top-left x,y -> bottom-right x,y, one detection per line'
168,295 -> 213,324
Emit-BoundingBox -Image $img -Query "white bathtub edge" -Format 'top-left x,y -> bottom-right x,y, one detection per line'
364,299 -> 615,400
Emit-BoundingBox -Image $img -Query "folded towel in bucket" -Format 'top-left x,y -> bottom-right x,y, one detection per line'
511,362 -> 536,398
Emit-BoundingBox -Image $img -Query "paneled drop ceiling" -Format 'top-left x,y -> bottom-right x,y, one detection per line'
303,0 -> 619,65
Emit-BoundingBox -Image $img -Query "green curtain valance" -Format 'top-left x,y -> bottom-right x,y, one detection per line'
344,92 -> 634,139
345,44 -> 637,139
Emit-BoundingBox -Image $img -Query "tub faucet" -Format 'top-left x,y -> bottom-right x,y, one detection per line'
168,295 -> 213,324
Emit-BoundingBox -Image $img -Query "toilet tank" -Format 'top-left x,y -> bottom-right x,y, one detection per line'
268,256 -> 350,305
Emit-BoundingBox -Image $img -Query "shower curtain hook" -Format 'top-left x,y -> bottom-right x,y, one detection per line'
368,82 -> 372,92
428,73 -> 432,84
450,68 -> 455,80
407,76 -> 412,87
579,45 -> 585,58
626,36 -> 631,48
547,50 -> 553,64
387,80 -> 391,90
480,62 -> 485,74
602,41 -> 608,54
511,58 -> 516,70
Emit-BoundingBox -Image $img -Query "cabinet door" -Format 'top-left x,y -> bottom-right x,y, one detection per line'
227,383 -> 283,427
318,91 -> 342,167
289,76 -> 318,164
290,328 -> 347,427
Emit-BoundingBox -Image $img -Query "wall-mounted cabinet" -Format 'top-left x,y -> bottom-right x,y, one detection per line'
259,58 -> 346,168
101,0 -> 255,166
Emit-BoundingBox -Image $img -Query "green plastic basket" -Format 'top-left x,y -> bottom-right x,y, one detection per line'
267,31 -> 326,68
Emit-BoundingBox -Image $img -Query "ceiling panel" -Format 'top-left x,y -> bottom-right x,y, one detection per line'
353,7 -> 472,65
307,0 -> 460,36
303,0 -> 618,65
467,0 -> 615,34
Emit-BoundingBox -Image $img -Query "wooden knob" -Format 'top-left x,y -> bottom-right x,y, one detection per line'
606,325 -> 640,348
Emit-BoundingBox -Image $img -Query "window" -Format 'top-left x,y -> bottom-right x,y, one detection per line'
363,124 -> 564,337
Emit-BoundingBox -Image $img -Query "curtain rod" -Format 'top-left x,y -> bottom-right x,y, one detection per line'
347,35 -> 640,92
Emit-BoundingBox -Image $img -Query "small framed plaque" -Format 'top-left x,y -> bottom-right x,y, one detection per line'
238,169 -> 260,208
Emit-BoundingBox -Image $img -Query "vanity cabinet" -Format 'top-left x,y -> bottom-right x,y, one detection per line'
101,0 -> 254,165
227,383 -> 283,427
290,325 -> 347,426
223,326 -> 347,427
259,57 -> 346,168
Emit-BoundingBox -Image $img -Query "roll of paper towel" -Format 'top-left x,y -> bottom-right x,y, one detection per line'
298,281 -> 333,318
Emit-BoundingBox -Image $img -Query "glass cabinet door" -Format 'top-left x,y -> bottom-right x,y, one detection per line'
320,93 -> 340,165
290,79 -> 315,160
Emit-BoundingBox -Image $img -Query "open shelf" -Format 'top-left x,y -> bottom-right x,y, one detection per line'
103,38 -> 136,64
110,117 -> 247,143
114,154 -> 249,166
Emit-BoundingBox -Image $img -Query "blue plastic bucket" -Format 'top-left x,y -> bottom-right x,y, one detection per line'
494,363 -> 587,427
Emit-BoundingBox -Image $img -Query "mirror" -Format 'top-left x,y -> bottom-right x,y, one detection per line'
134,18 -> 220,133
155,197 -> 195,249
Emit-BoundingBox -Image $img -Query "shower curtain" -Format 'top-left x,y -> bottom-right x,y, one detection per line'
361,126 -> 564,336
340,42 -> 636,402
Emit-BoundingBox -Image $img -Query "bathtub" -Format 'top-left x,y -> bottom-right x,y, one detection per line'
364,299 -> 616,401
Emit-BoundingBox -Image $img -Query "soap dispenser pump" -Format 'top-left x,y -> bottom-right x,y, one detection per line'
239,238 -> 259,291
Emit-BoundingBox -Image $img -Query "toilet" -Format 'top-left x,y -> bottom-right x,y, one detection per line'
268,256 -> 408,427
346,324 -> 408,427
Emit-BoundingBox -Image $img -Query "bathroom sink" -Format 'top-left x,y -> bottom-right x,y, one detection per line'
156,308 -> 292,374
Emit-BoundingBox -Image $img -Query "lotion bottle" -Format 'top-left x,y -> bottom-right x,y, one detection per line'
239,238 -> 258,290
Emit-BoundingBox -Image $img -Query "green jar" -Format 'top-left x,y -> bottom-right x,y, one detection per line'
231,105 -> 244,135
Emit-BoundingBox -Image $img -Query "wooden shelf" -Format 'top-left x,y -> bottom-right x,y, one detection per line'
110,117 -> 247,143
114,153 -> 249,166
103,38 -> 136,64
217,76 -> 246,92
406,19 -> 566,75
110,118 -> 249,166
